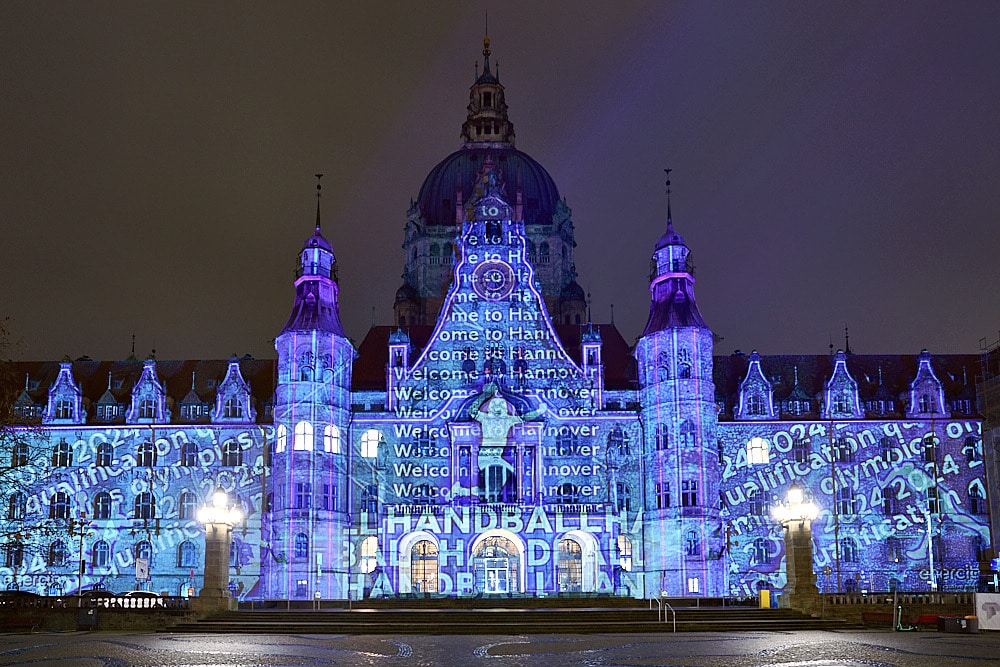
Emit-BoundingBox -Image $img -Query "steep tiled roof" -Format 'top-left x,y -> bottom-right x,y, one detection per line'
6,357 -> 276,424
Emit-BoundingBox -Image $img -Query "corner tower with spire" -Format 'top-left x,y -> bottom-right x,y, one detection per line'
264,175 -> 355,599
634,171 -> 722,596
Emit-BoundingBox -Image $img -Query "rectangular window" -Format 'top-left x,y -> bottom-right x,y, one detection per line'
655,482 -> 670,509
681,480 -> 698,507
792,439 -> 809,463
294,482 -> 312,510
687,577 -> 700,594
927,486 -> 939,514
322,484 -> 336,511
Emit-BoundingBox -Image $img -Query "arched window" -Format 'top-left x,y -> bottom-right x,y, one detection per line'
139,398 -> 156,419
7,492 -> 26,520
678,363 -> 692,379
224,397 -> 243,419
93,491 -> 112,519
179,492 -> 197,520
11,442 -> 29,467
294,533 -> 309,559
49,491 -> 70,519
746,437 -> 769,464
654,423 -> 668,450
92,540 -> 110,568
134,492 -> 156,520
679,420 -> 696,447
607,426 -> 629,456
52,440 -> 72,466
361,429 -> 383,459
135,540 -> 152,561
276,425 -> 288,453
969,481 -> 987,515
411,540 -> 439,594
178,540 -> 197,567
685,530 -> 700,556
222,440 -> 242,467
557,538 -> 583,592
324,425 -> 341,453
96,441 -> 113,466
137,441 -> 156,467
293,421 -> 314,451
359,536 -> 379,574
48,540 -> 67,566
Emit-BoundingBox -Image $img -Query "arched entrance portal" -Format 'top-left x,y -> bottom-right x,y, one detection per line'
557,538 -> 583,592
472,535 -> 521,594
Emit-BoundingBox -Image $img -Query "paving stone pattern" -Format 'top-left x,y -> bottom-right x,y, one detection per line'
1,631 -> 998,666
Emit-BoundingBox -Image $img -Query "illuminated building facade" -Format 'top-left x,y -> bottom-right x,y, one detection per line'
1,39 -> 989,599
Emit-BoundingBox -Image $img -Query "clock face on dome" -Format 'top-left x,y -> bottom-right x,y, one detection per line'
472,260 -> 515,300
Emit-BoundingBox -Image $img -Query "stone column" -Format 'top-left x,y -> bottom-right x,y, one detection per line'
782,518 -> 820,615
192,522 -> 237,614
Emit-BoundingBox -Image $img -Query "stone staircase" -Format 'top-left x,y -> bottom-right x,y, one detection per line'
163,598 -> 858,634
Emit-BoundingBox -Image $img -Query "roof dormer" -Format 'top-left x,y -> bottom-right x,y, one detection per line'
212,356 -> 256,422
907,349 -> 949,418
821,350 -> 863,419
736,351 -> 776,420
43,358 -> 84,424
126,357 -> 170,423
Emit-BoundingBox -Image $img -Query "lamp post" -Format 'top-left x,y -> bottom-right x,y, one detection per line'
193,488 -> 244,614
773,483 -> 820,615
915,507 -> 938,591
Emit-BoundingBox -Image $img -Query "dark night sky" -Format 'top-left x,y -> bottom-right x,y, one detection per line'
2,2 -> 998,362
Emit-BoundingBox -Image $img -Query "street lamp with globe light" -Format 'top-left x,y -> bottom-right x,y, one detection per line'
193,489 -> 244,614
772,483 -> 821,615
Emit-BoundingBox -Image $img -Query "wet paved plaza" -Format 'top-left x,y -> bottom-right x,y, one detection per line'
0,630 -> 997,666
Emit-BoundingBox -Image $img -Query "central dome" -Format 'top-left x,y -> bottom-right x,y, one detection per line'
416,145 -> 560,227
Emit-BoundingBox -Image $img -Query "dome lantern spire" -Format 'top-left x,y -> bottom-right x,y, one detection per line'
461,34 -> 515,146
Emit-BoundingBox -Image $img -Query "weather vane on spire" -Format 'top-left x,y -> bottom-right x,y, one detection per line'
664,168 -> 673,224
315,174 -> 323,231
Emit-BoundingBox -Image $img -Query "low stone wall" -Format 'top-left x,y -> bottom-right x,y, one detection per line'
820,592 -> 975,626
0,597 -> 197,632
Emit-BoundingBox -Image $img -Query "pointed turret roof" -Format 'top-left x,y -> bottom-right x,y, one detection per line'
641,171 -> 709,335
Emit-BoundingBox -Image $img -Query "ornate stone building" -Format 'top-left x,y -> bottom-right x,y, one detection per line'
0,38 -> 989,600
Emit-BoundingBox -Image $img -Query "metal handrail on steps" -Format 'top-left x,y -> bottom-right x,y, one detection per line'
653,595 -> 676,632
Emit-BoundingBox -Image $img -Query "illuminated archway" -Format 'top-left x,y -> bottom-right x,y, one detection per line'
558,530 -> 600,593
470,530 -> 526,594
397,530 -> 439,594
